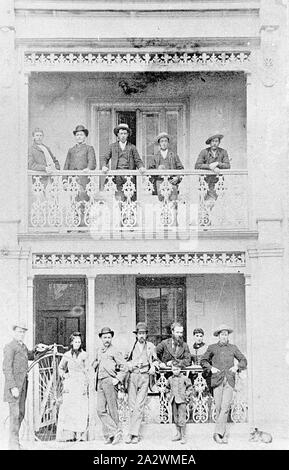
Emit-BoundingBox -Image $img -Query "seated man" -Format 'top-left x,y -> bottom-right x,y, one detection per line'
28,127 -> 60,173
195,133 -> 230,205
149,132 -> 184,202
156,322 -> 191,369
101,123 -> 145,202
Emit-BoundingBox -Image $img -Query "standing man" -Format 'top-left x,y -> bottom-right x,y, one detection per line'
195,134 -> 230,204
149,132 -> 184,202
92,327 -> 128,445
156,322 -> 191,369
2,322 -> 47,450
200,324 -> 247,444
125,322 -> 158,444
64,124 -> 96,202
101,123 -> 145,201
28,127 -> 60,173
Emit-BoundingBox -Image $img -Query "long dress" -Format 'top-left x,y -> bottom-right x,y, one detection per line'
56,350 -> 89,441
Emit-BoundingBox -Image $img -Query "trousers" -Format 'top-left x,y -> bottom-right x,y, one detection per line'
213,378 -> 234,437
8,378 -> 28,450
97,377 -> 120,439
127,372 -> 149,437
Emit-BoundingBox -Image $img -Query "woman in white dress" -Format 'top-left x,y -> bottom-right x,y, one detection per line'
56,332 -> 89,441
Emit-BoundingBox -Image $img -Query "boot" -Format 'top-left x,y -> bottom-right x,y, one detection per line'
180,426 -> 187,445
172,425 -> 181,441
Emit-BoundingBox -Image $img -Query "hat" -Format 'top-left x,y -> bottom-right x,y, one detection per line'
156,132 -> 170,144
133,322 -> 148,334
193,328 -> 204,336
205,133 -> 224,145
73,125 -> 89,137
113,123 -> 132,136
213,324 -> 233,337
12,321 -> 28,331
99,326 -> 114,338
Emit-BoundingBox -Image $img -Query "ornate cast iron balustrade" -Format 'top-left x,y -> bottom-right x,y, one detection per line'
28,169 -> 248,232
118,367 -> 248,427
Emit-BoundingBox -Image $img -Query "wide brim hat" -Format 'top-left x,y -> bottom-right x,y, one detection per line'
12,321 -> 28,331
73,125 -> 89,137
99,327 -> 114,338
133,322 -> 148,334
213,324 -> 233,337
206,133 -> 224,145
155,132 -> 170,144
113,123 -> 132,136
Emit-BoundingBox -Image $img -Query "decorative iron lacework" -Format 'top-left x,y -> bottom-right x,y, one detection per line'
24,51 -> 251,68
32,252 -> 246,268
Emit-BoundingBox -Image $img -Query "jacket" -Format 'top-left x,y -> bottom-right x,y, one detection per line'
156,338 -> 191,368
149,149 -> 184,184
2,339 -> 35,402
64,143 -> 96,171
92,344 -> 128,391
200,341 -> 247,389
101,141 -> 144,171
28,142 -> 60,171
195,147 -> 230,170
166,374 -> 192,404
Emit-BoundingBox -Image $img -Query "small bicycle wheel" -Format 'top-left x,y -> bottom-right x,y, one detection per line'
27,352 -> 64,442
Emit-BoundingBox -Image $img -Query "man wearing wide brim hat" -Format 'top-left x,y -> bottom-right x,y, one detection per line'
63,124 -> 96,209
101,123 -> 145,203
125,322 -> 158,444
92,326 -> 127,445
201,324 -> 247,444
195,133 -> 230,208
149,131 -> 184,216
3,323 -> 47,449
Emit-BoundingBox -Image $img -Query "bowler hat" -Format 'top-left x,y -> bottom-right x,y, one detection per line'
155,132 -> 170,144
133,322 -> 148,334
213,324 -> 233,337
99,326 -> 114,338
73,125 -> 89,137
113,123 -> 132,136
12,321 -> 28,331
205,133 -> 224,145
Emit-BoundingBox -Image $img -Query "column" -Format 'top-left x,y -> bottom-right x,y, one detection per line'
18,70 -> 30,232
86,275 -> 96,440
244,273 -> 254,428
26,276 -> 35,440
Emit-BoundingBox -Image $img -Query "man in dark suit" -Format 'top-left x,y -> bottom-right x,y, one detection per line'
201,324 -> 247,444
28,128 -> 60,172
156,322 -> 191,369
101,123 -> 145,201
2,322 -> 46,449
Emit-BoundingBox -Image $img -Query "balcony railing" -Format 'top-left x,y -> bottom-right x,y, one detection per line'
118,367 -> 248,425
28,169 -> 249,234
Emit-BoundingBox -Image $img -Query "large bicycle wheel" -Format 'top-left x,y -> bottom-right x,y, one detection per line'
27,352 -> 63,442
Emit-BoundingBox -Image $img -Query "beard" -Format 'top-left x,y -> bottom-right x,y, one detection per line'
172,334 -> 183,346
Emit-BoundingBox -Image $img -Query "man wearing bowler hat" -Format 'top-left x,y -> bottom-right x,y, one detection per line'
125,322 -> 158,444
92,327 -> 128,445
149,132 -> 184,202
101,123 -> 145,201
2,322 -> 47,449
64,125 -> 96,204
201,324 -> 247,444
195,133 -> 230,206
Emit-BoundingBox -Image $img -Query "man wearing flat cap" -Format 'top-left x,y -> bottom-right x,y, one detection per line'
149,132 -> 184,203
101,123 -> 145,201
201,324 -> 247,444
125,322 -> 158,444
64,125 -> 96,206
195,134 -> 230,206
92,327 -> 128,445
2,322 -> 47,449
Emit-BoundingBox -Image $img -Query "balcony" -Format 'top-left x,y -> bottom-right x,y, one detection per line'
28,169 -> 249,236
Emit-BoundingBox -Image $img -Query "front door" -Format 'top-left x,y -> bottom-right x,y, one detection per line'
35,277 -> 86,348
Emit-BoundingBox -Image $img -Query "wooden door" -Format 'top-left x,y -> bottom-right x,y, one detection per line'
35,278 -> 86,348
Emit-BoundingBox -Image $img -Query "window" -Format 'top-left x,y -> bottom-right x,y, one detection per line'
136,277 -> 186,345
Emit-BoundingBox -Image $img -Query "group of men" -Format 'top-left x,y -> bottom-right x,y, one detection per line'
3,320 -> 246,449
28,123 -> 231,204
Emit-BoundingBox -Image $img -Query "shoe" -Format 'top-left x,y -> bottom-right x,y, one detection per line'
112,431 -> 122,445
104,436 -> 113,444
180,428 -> 187,445
213,433 -> 223,444
222,435 -> 228,444
125,435 -> 132,444
172,425 -> 181,441
131,436 -> 139,444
